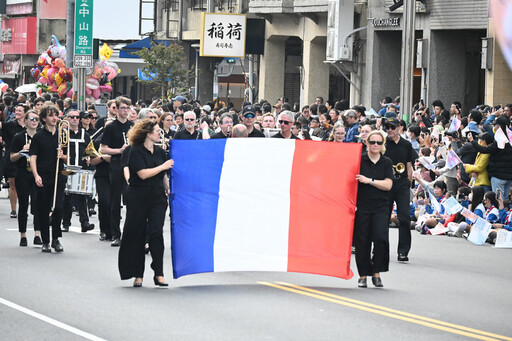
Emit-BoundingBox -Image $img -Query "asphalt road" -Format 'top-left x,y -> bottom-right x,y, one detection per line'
0,190 -> 511,341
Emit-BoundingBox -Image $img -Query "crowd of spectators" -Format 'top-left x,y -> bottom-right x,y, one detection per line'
2,90 -> 511,250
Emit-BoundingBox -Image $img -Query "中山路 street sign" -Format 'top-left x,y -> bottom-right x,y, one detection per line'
74,0 -> 94,68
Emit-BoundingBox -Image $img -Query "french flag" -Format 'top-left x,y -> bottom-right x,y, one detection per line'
170,139 -> 361,279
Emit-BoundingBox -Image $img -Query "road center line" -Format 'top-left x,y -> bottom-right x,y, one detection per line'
259,282 -> 510,341
276,281 -> 512,341
0,297 -> 106,341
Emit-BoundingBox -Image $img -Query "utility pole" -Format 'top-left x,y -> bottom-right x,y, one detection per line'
399,0 -> 415,124
66,0 -> 74,68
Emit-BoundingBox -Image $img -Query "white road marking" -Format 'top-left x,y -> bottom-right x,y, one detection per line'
0,297 -> 106,341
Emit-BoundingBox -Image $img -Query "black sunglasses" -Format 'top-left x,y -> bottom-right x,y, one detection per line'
28,117 -> 39,122
279,120 -> 290,125
184,118 -> 195,121
385,125 -> 397,130
68,115 -> 80,119
368,140 -> 384,145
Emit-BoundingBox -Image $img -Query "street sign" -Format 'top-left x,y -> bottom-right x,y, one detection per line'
74,0 -> 93,68
200,13 -> 246,58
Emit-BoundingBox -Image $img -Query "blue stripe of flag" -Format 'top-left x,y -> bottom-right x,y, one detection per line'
170,139 -> 227,278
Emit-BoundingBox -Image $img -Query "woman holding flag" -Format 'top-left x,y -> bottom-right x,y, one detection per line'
354,130 -> 393,288
118,119 -> 173,288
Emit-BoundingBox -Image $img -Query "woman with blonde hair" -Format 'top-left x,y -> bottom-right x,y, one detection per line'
354,130 -> 393,288
118,119 -> 174,287
328,123 -> 346,142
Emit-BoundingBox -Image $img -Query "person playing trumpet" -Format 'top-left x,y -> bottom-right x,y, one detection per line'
29,105 -> 67,253
383,117 -> 417,262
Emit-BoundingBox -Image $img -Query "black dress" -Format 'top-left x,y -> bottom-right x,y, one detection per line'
118,144 -> 169,280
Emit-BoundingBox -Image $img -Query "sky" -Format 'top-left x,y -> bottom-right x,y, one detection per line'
93,0 -> 142,40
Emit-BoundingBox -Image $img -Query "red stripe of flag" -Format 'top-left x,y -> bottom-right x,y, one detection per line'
287,140 -> 361,279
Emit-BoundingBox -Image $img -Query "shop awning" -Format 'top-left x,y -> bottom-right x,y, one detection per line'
119,37 -> 172,59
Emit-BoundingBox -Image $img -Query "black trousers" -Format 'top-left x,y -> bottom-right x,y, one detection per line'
15,173 -> 40,233
118,186 -> 167,280
95,176 -> 111,237
109,169 -> 125,239
354,209 -> 390,276
388,179 -> 412,256
36,175 -> 65,244
62,192 -> 89,227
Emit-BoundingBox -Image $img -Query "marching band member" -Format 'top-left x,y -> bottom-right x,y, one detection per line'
384,117 -> 417,262
10,110 -> 41,246
61,110 -> 95,233
29,105 -> 66,253
100,97 -> 134,247
0,104 -> 28,218
118,119 -> 173,287
89,121 -> 112,241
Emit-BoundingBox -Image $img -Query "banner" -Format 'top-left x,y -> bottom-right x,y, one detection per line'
170,139 -> 361,279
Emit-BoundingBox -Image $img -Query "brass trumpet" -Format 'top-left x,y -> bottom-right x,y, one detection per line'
393,163 -> 406,174
51,120 -> 72,214
82,140 -> 103,159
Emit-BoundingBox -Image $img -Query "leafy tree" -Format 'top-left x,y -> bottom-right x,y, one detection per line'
135,41 -> 192,98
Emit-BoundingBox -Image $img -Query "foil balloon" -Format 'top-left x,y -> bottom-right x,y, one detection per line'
55,73 -> 64,86
54,58 -> 66,69
99,43 -> 113,60
99,72 -> 109,85
99,84 -> 112,93
86,77 -> 99,90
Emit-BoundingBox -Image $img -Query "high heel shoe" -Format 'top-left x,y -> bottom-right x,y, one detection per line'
153,276 -> 168,287
133,278 -> 143,287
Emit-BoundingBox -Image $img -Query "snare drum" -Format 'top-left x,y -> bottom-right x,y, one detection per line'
65,169 -> 96,196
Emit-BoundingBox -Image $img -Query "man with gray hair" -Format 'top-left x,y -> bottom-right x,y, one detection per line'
138,108 -> 158,121
231,124 -> 248,138
174,111 -> 210,139
272,111 -> 298,139
344,109 -> 359,143
211,113 -> 233,138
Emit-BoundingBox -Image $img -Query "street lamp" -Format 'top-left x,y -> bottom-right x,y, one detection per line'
191,43 -> 200,100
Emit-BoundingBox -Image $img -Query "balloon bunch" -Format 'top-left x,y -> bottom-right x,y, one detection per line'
85,44 -> 120,100
30,39 -> 121,101
30,35 -> 73,98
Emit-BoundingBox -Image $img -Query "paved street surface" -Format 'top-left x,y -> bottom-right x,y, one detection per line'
0,190 -> 511,341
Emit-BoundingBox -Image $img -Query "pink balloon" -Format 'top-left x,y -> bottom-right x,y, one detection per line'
66,88 -> 74,98
85,87 -> 92,96
92,88 -> 100,99
86,77 -> 99,90
55,58 -> 66,68
38,77 -> 48,85
99,84 -> 112,93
